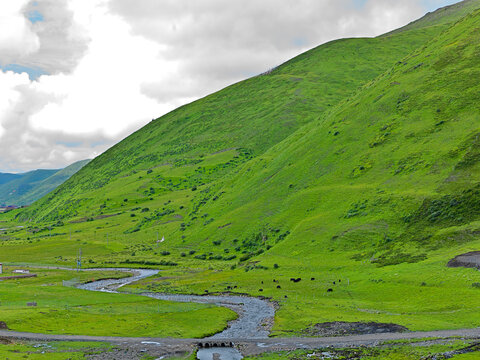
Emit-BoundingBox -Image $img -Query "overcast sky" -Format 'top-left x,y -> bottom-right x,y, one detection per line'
0,0 -> 459,173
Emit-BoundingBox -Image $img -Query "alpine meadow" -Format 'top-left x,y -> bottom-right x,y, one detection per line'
1,1 -> 480,359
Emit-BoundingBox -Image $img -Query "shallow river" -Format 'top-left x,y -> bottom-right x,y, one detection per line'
77,268 -> 275,359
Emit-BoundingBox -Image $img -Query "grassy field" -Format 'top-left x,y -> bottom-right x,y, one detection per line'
0,266 -> 236,338
0,0 -> 480,340
0,341 -> 200,360
0,341 -> 113,360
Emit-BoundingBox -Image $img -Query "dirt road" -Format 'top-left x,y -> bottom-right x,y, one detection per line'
0,327 -> 479,355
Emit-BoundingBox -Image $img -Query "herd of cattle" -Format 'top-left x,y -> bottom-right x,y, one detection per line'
218,277 -> 342,297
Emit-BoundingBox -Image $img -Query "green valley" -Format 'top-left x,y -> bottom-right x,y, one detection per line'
1,1 -> 480,357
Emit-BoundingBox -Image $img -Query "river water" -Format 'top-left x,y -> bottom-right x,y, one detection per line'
77,268 -> 275,359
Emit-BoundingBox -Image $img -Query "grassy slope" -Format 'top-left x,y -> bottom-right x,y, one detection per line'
18,1 -> 480,222
1,0 -> 480,337
124,6 -> 480,335
385,0 -> 480,35
167,7 -> 480,334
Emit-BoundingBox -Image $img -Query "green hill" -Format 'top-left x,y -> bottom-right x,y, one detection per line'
0,160 -> 90,206
18,0 -> 480,223
2,0 -> 480,337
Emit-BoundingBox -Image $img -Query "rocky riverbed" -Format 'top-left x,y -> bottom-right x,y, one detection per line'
77,268 -> 274,340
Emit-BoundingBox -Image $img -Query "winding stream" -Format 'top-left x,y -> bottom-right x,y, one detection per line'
77,269 -> 275,339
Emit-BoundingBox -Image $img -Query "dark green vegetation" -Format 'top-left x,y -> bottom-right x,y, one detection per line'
1,0 -> 480,338
0,160 -> 90,206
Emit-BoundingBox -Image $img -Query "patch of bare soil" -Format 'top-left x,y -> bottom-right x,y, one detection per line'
0,337 -> 13,345
447,251 -> 480,270
302,321 -> 408,337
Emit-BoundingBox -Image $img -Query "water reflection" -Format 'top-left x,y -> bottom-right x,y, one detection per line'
197,347 -> 243,360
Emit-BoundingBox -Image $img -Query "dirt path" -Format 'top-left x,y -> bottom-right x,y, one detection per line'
0,328 -> 479,355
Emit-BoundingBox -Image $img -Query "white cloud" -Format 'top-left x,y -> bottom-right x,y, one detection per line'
0,0 -> 451,172
110,0 -> 425,96
29,0 -> 173,137
0,1 -> 40,64
0,71 -> 31,138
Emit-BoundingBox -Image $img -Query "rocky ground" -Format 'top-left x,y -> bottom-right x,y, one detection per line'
448,251 -> 480,270
301,321 -> 408,337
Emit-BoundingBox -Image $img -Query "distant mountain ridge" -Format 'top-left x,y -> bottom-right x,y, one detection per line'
0,173 -> 22,186
0,160 -> 90,206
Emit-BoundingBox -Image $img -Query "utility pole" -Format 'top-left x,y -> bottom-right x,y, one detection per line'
107,233 -> 109,246
77,248 -> 82,272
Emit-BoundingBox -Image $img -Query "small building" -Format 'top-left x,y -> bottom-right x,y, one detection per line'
0,263 -> 2,274
12,269 -> 29,274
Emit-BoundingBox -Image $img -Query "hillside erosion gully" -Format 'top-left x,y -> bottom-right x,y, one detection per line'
0,267 -> 479,356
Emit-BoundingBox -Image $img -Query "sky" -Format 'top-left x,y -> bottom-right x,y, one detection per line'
0,0 -> 459,173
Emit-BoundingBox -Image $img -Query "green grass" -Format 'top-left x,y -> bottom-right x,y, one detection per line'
0,341 -> 113,360
0,267 -> 236,338
451,353 -> 480,359
1,0 -> 480,340
17,1 -> 480,224
124,246 -> 480,336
